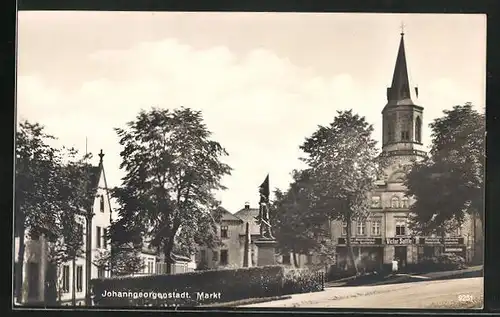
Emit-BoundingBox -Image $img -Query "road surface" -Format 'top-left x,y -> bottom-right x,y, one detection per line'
240,277 -> 483,309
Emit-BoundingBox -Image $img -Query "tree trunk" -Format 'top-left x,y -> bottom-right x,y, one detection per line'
292,251 -> 299,268
15,223 -> 26,304
45,263 -> 57,305
346,216 -> 358,274
163,238 -> 175,274
72,256 -> 76,306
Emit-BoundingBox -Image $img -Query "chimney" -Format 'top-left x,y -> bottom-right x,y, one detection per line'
244,202 -> 250,209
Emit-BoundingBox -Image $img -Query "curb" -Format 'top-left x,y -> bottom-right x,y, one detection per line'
200,295 -> 293,307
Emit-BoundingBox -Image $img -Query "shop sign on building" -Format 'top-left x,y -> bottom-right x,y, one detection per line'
337,237 -> 382,245
417,237 -> 465,245
386,237 -> 414,245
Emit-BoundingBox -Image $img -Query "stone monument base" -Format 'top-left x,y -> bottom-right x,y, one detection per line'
255,238 -> 277,266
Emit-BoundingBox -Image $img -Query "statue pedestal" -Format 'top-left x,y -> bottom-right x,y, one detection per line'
255,238 -> 277,266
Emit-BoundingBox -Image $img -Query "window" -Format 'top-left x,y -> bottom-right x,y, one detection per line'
147,259 -> 154,274
401,197 -> 409,209
103,228 -> 108,249
200,249 -> 206,261
62,265 -> 70,293
356,221 -> 366,235
401,130 -> 410,141
78,223 -> 85,244
395,220 -> 407,236
372,220 -> 381,236
391,197 -> 400,209
387,122 -> 395,142
98,267 -> 105,278
415,117 -> 422,143
76,265 -> 83,292
212,251 -> 218,262
371,196 -> 381,208
96,226 -> 101,248
220,250 -> 228,265
220,225 -> 229,238
28,262 -> 39,298
100,195 -> 105,213
341,222 -> 347,236
282,254 -> 291,265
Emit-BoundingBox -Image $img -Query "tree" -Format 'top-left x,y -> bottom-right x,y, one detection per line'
15,121 -> 92,305
405,103 -> 485,236
270,169 -> 328,267
15,121 -> 62,303
113,107 -> 231,273
300,110 -> 379,274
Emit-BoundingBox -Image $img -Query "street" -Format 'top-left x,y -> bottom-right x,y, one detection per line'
240,277 -> 483,309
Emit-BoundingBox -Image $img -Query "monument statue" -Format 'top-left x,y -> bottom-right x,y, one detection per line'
257,174 -> 274,239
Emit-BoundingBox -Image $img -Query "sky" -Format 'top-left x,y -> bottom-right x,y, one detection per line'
17,12 -> 486,213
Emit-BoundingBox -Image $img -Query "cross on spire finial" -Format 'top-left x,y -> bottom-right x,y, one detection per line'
400,21 -> 406,35
98,149 -> 104,163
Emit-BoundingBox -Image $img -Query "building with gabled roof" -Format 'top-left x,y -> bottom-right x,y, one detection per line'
14,150 -> 114,306
196,202 -> 305,269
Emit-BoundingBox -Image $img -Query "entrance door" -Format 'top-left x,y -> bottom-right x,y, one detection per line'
394,246 -> 407,270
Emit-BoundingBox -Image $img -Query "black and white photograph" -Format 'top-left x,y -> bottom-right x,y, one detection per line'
13,11 -> 485,309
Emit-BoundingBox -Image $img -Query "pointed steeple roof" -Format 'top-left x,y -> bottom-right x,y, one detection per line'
386,29 -> 419,106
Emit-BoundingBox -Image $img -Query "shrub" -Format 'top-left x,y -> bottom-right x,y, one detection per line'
417,254 -> 466,272
91,265 -> 285,307
282,268 -> 324,294
91,265 -> 324,307
326,265 -> 356,281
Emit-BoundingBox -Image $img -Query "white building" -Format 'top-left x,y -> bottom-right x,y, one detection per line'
14,150 -> 113,306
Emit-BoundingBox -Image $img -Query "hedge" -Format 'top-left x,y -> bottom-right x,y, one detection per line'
282,268 -> 324,294
91,265 -> 323,307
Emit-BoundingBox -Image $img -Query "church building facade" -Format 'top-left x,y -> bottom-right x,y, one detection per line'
330,30 -> 478,271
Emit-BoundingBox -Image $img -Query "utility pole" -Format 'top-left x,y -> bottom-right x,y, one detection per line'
84,138 -> 94,306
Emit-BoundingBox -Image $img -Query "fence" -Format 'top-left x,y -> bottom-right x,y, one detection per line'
129,262 -> 195,276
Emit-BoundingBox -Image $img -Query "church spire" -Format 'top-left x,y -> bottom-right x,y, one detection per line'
386,25 -> 418,106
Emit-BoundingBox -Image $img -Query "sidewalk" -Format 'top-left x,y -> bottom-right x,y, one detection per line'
326,265 -> 483,287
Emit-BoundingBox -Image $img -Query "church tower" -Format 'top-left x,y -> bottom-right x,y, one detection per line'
381,29 -> 426,164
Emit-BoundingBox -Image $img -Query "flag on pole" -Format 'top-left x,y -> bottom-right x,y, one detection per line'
259,174 -> 270,203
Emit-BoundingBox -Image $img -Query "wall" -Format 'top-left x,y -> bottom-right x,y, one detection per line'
89,171 -> 113,280
198,220 -> 244,269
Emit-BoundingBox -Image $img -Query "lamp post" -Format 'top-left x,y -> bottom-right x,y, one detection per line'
85,209 -> 94,306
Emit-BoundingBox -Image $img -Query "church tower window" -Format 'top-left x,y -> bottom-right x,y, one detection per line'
387,121 -> 395,142
415,116 -> 422,143
401,130 -> 410,141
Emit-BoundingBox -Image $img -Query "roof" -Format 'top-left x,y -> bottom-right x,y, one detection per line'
87,165 -> 102,193
234,207 -> 259,222
171,253 -> 193,263
213,206 -> 242,222
234,207 -> 260,235
386,32 -> 419,107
